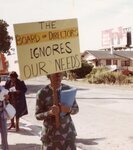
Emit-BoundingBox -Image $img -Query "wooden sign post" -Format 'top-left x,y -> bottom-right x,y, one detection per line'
50,73 -> 60,128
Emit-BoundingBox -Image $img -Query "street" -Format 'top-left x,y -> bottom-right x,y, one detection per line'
23,77 -> 133,150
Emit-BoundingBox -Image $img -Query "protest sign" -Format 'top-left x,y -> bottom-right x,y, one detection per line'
14,18 -> 81,80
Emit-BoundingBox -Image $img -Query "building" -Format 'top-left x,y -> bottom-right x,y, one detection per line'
82,50 -> 133,71
81,26 -> 133,71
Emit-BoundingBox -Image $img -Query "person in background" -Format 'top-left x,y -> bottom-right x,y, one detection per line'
0,78 -> 9,150
35,73 -> 79,150
5,71 -> 28,131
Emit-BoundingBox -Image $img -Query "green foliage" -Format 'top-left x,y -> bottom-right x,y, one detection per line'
86,67 -> 108,78
71,60 -> 93,78
0,20 -> 12,53
86,67 -> 131,84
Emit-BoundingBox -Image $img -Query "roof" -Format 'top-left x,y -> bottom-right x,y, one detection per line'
114,51 -> 133,59
86,50 -> 123,59
84,50 -> 133,60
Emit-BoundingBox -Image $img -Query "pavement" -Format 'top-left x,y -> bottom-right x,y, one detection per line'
0,78 -> 81,150
5,78 -> 133,150
6,118 -> 81,150
6,118 -> 41,150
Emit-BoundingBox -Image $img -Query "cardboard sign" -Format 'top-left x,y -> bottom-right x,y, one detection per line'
14,18 -> 81,80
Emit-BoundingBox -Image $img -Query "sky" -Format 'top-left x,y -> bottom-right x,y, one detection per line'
1,0 -> 133,52
1,0 -> 133,75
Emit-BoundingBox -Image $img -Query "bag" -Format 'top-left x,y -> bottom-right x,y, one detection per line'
5,103 -> 16,120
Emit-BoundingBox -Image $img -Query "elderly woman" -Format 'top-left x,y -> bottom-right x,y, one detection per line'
35,73 -> 79,150
5,71 -> 28,131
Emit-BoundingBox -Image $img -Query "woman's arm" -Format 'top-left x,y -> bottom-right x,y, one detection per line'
69,100 -> 79,115
60,100 -> 79,115
20,81 -> 27,93
35,90 -> 50,120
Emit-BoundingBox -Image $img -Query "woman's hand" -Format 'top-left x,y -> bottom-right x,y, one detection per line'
48,105 -> 60,116
4,94 -> 9,101
59,103 -> 71,113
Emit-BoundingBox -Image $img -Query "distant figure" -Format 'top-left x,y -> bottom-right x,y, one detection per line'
5,71 -> 28,131
0,78 -> 9,150
72,72 -> 77,81
35,73 -> 79,150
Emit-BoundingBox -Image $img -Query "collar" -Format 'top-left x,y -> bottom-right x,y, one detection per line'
48,84 -> 62,91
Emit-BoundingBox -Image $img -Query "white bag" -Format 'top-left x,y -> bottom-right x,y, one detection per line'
5,103 -> 16,120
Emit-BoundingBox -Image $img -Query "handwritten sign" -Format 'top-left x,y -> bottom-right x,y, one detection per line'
14,18 -> 81,80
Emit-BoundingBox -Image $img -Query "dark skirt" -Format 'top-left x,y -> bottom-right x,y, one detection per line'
16,95 -> 28,118
9,93 -> 28,118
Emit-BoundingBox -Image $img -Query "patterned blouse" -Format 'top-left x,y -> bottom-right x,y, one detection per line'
35,84 -> 79,149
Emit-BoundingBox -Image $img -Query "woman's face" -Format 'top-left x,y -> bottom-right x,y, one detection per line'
50,73 -> 63,88
10,76 -> 16,83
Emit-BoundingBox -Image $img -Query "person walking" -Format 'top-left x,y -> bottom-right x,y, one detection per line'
5,71 -> 28,131
35,72 -> 79,150
0,79 -> 9,150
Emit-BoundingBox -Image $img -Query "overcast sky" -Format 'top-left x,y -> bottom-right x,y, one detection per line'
1,0 -> 133,52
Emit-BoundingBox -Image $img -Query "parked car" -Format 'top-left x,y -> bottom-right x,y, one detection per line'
122,69 -> 133,76
0,73 -> 9,85
111,68 -> 133,76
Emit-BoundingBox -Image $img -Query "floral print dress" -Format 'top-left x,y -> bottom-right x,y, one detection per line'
35,84 -> 79,150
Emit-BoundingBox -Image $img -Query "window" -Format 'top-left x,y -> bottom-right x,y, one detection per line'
113,60 -> 117,65
121,60 -> 130,66
106,59 -> 111,65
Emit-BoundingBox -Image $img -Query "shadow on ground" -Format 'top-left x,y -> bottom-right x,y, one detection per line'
7,122 -> 42,150
77,88 -> 89,91
26,84 -> 45,94
76,137 -> 105,145
76,137 -> 106,150
77,97 -> 133,101
9,143 -> 41,150
26,84 -> 89,95
7,122 -> 41,137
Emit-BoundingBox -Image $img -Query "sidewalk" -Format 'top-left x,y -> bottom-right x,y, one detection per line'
6,118 -> 81,150
7,118 -> 41,150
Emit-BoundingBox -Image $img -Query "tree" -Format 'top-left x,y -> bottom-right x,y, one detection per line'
0,19 -> 12,53
71,60 -> 94,78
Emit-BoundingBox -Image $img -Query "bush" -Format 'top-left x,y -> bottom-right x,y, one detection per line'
71,60 -> 93,78
86,67 -> 131,84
